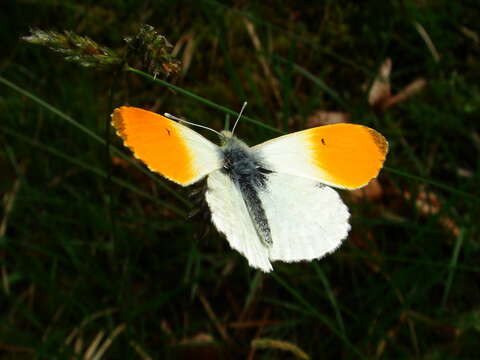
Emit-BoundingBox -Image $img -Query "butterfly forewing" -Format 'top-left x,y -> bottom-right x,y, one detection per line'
111,106 -> 222,186
253,123 -> 388,189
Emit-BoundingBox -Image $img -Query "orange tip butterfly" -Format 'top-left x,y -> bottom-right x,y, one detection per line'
111,105 -> 388,272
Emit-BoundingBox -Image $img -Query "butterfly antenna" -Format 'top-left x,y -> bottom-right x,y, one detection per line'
231,101 -> 247,136
164,113 -> 224,138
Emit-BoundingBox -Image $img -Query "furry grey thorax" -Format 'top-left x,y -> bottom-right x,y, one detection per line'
218,134 -> 273,247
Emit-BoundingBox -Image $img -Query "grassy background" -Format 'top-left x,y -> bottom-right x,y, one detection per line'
1,0 -> 480,359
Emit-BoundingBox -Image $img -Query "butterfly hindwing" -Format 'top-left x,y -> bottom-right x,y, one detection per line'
253,123 -> 388,189
111,107 -> 222,186
259,173 -> 350,263
205,170 -> 273,272
206,169 -> 350,272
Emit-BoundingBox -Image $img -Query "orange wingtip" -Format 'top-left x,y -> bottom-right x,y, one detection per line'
308,123 -> 388,189
111,106 -> 195,185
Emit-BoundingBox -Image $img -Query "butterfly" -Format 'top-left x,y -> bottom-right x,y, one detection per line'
111,106 -> 388,272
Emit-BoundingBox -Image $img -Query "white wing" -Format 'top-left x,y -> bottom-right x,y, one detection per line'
205,170 -> 272,272
205,170 -> 349,271
259,173 -> 350,262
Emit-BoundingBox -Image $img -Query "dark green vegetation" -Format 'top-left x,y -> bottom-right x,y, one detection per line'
1,1 -> 480,359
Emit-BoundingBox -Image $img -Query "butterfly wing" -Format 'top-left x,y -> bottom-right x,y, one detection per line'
205,170 -> 349,271
252,123 -> 388,189
205,170 -> 273,272
259,173 -> 350,263
111,107 -> 222,186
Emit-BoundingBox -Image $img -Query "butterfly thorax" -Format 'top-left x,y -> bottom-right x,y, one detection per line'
219,134 -> 273,247
220,136 -> 266,182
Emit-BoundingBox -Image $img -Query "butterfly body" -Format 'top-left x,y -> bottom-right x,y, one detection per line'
112,106 -> 388,272
217,132 -> 274,247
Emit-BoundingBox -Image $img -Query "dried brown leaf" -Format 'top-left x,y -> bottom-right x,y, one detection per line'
111,156 -> 130,169
368,58 -> 427,111
368,58 -> 392,107
350,178 -> 384,202
404,187 -> 460,237
307,110 -> 350,127
179,333 -> 214,345
383,78 -> 427,109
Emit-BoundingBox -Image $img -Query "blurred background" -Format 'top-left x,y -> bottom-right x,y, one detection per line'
1,1 -> 480,359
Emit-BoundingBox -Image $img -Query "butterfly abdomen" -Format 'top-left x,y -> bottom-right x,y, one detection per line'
220,138 -> 273,247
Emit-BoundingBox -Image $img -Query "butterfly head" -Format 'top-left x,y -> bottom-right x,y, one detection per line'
219,130 -> 239,146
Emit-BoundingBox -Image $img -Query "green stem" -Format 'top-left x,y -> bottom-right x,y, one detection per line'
125,66 -> 283,134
